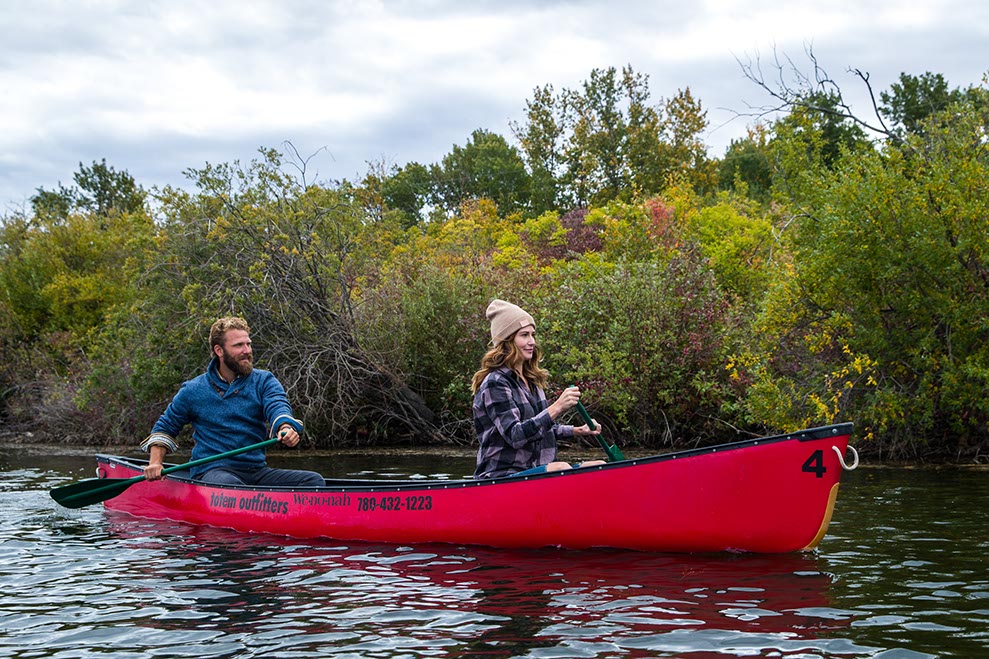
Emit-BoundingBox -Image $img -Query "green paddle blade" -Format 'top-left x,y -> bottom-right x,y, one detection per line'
50,437 -> 281,509
50,475 -> 145,509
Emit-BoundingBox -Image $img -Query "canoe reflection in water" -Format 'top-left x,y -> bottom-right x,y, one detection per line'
103,516 -> 853,657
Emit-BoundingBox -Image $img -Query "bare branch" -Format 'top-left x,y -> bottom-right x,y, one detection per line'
282,141 -> 333,189
735,44 -> 901,143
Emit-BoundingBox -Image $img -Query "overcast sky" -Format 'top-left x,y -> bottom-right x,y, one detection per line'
2,0 -> 987,212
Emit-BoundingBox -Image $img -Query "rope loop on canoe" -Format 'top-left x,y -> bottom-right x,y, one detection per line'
832,445 -> 859,471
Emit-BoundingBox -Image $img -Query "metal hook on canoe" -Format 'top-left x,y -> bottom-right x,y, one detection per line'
832,445 -> 859,470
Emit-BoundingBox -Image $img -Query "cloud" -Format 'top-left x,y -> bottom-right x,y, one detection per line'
1,0 -> 987,209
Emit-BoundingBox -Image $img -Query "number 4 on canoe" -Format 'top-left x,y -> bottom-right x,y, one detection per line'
50,438 -> 279,509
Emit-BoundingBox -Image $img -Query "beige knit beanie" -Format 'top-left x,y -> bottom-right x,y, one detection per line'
486,299 -> 535,343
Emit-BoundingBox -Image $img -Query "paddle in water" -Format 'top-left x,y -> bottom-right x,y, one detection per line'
50,437 -> 280,509
572,388 -> 625,462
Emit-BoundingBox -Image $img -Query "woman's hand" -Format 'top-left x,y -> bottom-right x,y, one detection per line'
573,421 -> 602,437
547,386 -> 582,420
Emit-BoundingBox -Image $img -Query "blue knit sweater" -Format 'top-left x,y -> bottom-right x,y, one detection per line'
141,357 -> 303,478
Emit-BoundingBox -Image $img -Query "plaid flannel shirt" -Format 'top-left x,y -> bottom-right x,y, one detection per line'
473,366 -> 573,479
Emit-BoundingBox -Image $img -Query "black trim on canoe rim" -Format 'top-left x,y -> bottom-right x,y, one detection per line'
96,422 -> 853,495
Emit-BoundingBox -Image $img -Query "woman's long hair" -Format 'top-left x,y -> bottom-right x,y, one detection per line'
471,332 -> 549,394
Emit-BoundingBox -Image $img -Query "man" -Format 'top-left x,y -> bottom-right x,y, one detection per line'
141,316 -> 324,487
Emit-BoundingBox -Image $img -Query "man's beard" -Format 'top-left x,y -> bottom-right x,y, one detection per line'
222,351 -> 253,377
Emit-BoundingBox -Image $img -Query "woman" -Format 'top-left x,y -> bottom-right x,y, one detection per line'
472,299 -> 605,479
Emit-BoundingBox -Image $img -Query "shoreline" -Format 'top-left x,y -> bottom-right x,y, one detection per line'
3,441 -> 987,470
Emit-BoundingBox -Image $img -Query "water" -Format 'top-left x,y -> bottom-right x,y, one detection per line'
1,446 -> 987,658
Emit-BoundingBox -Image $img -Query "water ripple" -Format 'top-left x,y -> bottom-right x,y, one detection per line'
1,454 -> 987,657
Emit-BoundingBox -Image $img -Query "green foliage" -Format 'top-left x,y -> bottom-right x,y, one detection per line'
747,83 -> 989,458
536,249 -> 742,444
430,129 -> 531,217
0,205 -> 155,350
0,160 -> 156,440
513,65 -> 712,208
586,200 -> 666,263
511,84 -> 565,213
769,91 -> 872,173
380,161 -> 432,228
31,159 -> 146,220
2,64 -> 987,463
661,88 -> 715,192
879,71 -> 983,138
73,159 -> 147,216
718,126 -> 773,201
521,211 -> 567,250
686,193 -> 775,306
363,265 -> 489,428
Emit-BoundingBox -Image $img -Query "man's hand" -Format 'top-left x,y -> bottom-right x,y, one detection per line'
144,445 -> 167,481
276,424 -> 301,447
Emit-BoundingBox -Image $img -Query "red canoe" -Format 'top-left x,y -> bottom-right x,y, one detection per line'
94,422 -> 855,553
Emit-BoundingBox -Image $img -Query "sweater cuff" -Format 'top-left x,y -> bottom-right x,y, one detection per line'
272,415 -> 303,435
141,433 -> 178,453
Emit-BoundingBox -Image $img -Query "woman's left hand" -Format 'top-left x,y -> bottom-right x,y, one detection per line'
573,421 -> 602,437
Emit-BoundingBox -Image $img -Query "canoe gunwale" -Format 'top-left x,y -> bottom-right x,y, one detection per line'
95,422 -> 854,495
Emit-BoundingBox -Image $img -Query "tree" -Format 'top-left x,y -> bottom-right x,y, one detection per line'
513,66 -> 711,208
564,66 -> 629,204
511,84 -> 566,213
660,87 -> 713,190
717,125 -> 772,200
0,167 -> 156,441
3,161 -> 153,345
623,71 -> 666,196
130,148 -> 443,444
29,184 -> 76,221
73,159 -> 146,216
880,71 -> 983,137
380,161 -> 432,228
770,89 -> 871,170
738,46 -> 896,147
30,159 -> 146,220
430,129 -> 531,217
742,81 -> 989,459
